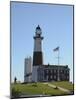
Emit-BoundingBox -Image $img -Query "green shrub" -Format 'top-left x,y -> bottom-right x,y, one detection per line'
11,87 -> 21,98
32,83 -> 37,87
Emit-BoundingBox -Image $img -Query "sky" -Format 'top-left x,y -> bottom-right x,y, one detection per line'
11,1 -> 73,82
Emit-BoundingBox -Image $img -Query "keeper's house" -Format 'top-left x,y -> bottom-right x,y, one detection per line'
35,64 -> 70,82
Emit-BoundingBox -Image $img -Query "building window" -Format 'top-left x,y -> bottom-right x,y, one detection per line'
59,70 -> 62,73
54,69 -> 56,73
67,70 -> 69,74
62,70 -> 64,73
50,75 -> 53,79
50,70 -> 52,73
54,75 -> 56,79
46,70 -> 48,74
44,70 -> 47,80
67,76 -> 69,79
60,70 -> 62,73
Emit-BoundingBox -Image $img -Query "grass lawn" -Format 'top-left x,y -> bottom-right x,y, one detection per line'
49,81 -> 74,91
11,81 -> 73,97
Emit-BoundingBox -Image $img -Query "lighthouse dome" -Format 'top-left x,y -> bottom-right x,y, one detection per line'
36,25 -> 42,35
36,25 -> 41,30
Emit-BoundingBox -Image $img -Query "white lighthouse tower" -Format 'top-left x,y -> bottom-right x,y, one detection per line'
32,25 -> 44,82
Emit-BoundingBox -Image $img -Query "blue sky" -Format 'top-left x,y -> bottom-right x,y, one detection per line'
11,2 -> 73,82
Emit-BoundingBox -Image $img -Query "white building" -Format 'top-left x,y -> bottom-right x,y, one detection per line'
24,56 -> 32,82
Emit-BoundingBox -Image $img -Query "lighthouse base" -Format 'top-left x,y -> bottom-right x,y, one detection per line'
32,66 -> 39,82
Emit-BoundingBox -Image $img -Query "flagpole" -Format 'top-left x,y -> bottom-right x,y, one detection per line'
53,46 -> 60,81
58,47 -> 60,81
58,48 -> 59,65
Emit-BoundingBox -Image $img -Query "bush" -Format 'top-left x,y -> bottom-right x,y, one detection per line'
54,86 -> 58,89
32,83 -> 37,87
11,87 -> 21,98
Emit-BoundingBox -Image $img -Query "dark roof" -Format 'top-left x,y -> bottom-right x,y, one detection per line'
36,25 -> 41,30
39,64 -> 69,69
43,64 -> 68,67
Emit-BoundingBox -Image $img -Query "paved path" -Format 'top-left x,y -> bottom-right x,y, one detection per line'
43,82 -> 56,88
43,82 -> 70,93
57,86 -> 70,93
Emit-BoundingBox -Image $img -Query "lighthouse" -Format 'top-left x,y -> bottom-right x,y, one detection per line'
33,25 -> 44,66
32,25 -> 44,82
